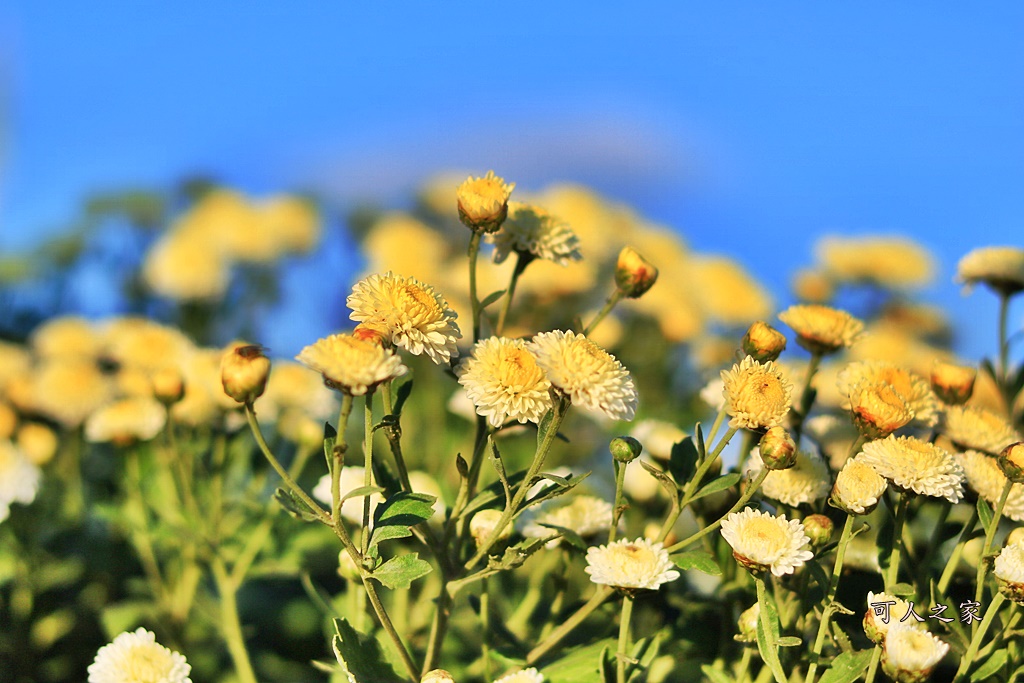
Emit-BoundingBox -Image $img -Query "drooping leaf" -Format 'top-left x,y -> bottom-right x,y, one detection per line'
274,487 -> 323,522
479,289 -> 507,309
331,618 -> 403,683
671,550 -> 723,576
369,553 -> 433,589
818,649 -> 873,683
640,459 -> 681,503
977,498 -> 993,535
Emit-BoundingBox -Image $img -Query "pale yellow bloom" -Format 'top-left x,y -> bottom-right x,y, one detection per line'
0,439 -> 40,523
88,628 -> 191,683
313,466 -> 384,525
0,341 -> 31,394
102,318 -> 196,372
143,229 -> 231,301
993,542 -> 1024,603
220,344 -> 271,404
815,236 -> 935,290
85,397 -> 167,445
847,323 -> 947,376
456,337 -> 552,428
17,422 -> 59,466
859,435 -> 964,503
864,591 -> 923,644
585,537 -> 680,590
720,356 -> 793,430
528,330 -> 637,420
630,419 -> 687,460
523,495 -> 613,542
29,359 -> 113,428
492,668 -> 544,683
255,194 -> 321,254
944,404 -> 1021,455
958,450 -> 1024,522
457,171 -> 514,232
778,304 -> 864,355
956,246 -> 1024,295
469,509 -> 509,547
746,449 -> 830,507
881,624 -> 948,683
491,202 -> 581,266
837,361 -> 940,427
362,212 -> 452,284
791,268 -> 835,304
690,257 -> 772,326
846,382 -> 914,439
833,456 -> 888,515
30,316 -> 104,360
720,508 -> 814,577
348,272 -> 461,365
261,361 -> 337,420
930,360 -> 976,405
296,334 -> 407,396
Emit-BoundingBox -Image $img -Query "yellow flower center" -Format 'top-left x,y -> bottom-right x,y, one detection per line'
497,347 -> 545,390
393,283 -> 443,326
746,517 -> 788,546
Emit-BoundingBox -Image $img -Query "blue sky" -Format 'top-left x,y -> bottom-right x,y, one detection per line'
1,4 -> 1022,358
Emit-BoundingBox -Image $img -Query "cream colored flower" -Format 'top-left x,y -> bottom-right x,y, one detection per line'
832,456 -> 888,515
944,405 -> 1021,455
837,361 -> 939,427
457,170 -> 515,232
457,337 -> 552,428
255,194 -> 321,254
347,272 -> 461,365
804,414 -> 861,470
171,349 -> 230,426
585,537 -> 680,590
958,450 -> 1024,522
469,509 -> 509,547
881,624 -> 948,683
491,202 -> 581,266
102,318 -> 196,372
956,246 -> 1024,296
858,435 -> 964,503
84,397 -> 167,445
720,508 -> 814,576
529,330 -> 636,420
690,257 -> 772,326
87,627 -> 191,683
791,268 -> 835,304
720,356 -> 793,430
0,440 -> 41,523
993,542 -> 1024,603
815,236 -> 935,290
930,360 -> 976,405
313,466 -> 384,525
492,668 -> 544,683
746,449 -> 830,507
31,316 -> 104,360
864,591 -> 923,644
28,359 -> 113,428
524,495 -> 613,542
846,382 -> 914,438
143,229 -> 231,301
778,304 -> 864,355
296,334 -> 407,396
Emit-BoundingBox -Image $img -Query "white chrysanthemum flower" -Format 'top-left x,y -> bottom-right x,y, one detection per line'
313,466 -> 384,525
347,272 -> 461,364
0,440 -> 41,524
993,542 -> 1024,603
490,202 -> 582,266
881,624 -> 948,683
832,456 -> 888,515
492,667 -> 544,683
87,627 -> 192,683
859,435 -> 964,503
720,508 -> 814,576
585,537 -> 680,590
959,450 -> 1024,522
956,246 -> 1024,295
720,356 -> 793,430
944,405 -> 1021,455
746,449 -> 830,507
296,334 -> 407,396
864,591 -> 924,644
457,337 -> 552,428
529,330 -> 637,420
778,304 -> 864,355
837,361 -> 939,427
524,495 -> 613,543
84,397 -> 168,445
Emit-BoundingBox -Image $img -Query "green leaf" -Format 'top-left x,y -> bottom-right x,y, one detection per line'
541,638 -> 616,683
525,472 -> 591,508
755,577 -> 787,683
691,473 -> 741,503
340,485 -> 386,505
671,550 -> 723,576
369,553 -> 433,589
889,582 -> 915,598
479,289 -> 507,309
331,618 -> 403,683
536,523 -> 586,551
977,498 -> 993,535
700,665 -> 735,683
274,487 -> 323,522
490,537 -> 553,571
818,649 -> 873,683
322,422 -> 337,472
393,379 -> 414,416
668,435 -> 699,485
971,648 -> 1008,682
640,459 -> 681,503
370,492 -> 438,547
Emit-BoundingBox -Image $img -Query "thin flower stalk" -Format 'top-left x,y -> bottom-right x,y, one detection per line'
954,592 -> 1007,682
804,514 -> 855,683
975,479 -> 1013,604
885,491 -> 910,590
584,288 -> 625,336
617,594 -> 635,683
496,252 -> 530,336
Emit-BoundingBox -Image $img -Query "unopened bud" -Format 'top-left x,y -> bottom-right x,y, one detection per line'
456,171 -> 514,233
803,514 -> 834,548
151,365 -> 185,405
337,550 -> 361,582
742,321 -> 787,363
422,670 -> 456,683
610,436 -> 643,464
930,361 -> 976,405
736,603 -> 759,643
615,247 -> 659,298
758,427 -> 796,470
220,344 -> 271,404
16,423 -> 58,466
999,442 -> 1024,484
469,509 -> 509,548
353,323 -> 387,344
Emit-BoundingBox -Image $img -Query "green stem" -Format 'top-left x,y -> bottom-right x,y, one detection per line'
468,230 -> 483,342
496,252 -> 530,336
667,468 -> 768,553
609,459 -> 628,543
333,395 -> 354,538
976,480 -> 1012,604
617,594 -> 634,683
938,507 -> 978,595
212,559 -> 259,683
362,576 -> 421,681
705,406 -> 728,450
998,292 -> 1010,388
792,352 -> 822,446
884,491 -> 909,590
954,592 -> 1007,682
526,586 -> 615,665
864,646 -> 881,683
584,288 -> 625,336
481,578 -> 493,682
804,515 -> 855,683
362,393 -> 374,557
125,449 -> 168,608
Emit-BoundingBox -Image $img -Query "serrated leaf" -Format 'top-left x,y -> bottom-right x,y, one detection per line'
369,553 -> 433,589
818,649 -> 872,683
541,638 -> 616,683
755,578 -> 787,683
340,485 -> 386,505
971,648 -> 1008,682
671,550 -> 723,576
370,492 -> 438,548
701,665 -> 735,683
977,498 -> 993,535
273,487 -> 322,522
331,618 -> 403,683
691,473 -> 741,503
889,582 -> 915,597
479,289 -> 507,309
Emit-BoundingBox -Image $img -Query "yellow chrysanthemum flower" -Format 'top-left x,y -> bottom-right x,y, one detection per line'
456,337 -> 552,428
84,397 -> 168,445
347,272 -> 461,365
958,450 -> 1024,522
28,359 -> 113,428
791,268 -> 835,304
584,537 -> 680,590
720,356 -> 793,430
255,194 -> 321,255
296,334 -> 407,396
943,404 -> 1021,455
720,508 -> 814,577
815,235 -> 935,290
858,435 -> 964,503
0,341 -> 31,394
30,316 -> 104,360
956,246 -> 1024,296
101,317 -> 196,372
690,257 -> 772,326
457,170 -> 515,233
528,330 -> 637,420
930,360 -> 976,405
143,229 -> 231,301
746,449 -> 830,507
837,360 -> 940,427
846,382 -> 914,439
778,304 -> 864,355
490,202 -> 581,267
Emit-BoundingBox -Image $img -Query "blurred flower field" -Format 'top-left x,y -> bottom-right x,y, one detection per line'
0,171 -> 1023,683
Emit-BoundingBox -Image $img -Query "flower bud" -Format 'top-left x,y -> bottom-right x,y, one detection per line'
469,509 -> 509,549
151,365 -> 185,405
758,427 -> 797,470
614,247 -> 659,298
610,436 -> 643,464
993,541 -> 1024,604
16,422 -> 58,466
999,442 -> 1024,484
832,457 -> 887,516
220,344 -> 271,404
456,171 -> 514,233
742,321 -> 787,363
802,514 -> 833,548
422,670 -> 456,683
735,603 -> 759,643
930,361 -> 976,405
337,550 -> 362,582
849,383 -> 913,439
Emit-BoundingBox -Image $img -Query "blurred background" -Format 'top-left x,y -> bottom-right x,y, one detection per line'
0,3 -> 1021,359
